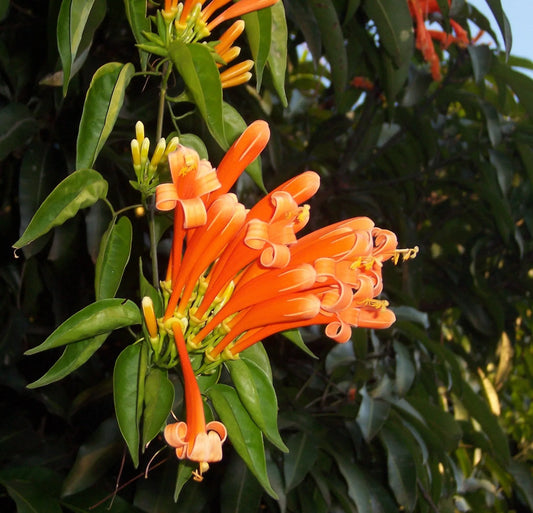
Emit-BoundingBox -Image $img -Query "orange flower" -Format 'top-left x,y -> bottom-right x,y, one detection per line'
164,324 -> 227,481
153,120 -> 413,468
408,0 -> 479,81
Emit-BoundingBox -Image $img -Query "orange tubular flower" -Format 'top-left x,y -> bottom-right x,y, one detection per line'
164,324 -> 227,481
152,120 -> 413,469
408,0 -> 478,81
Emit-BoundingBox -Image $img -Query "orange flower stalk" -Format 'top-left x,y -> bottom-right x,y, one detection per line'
408,0 -> 479,81
151,120 -> 414,468
164,324 -> 227,481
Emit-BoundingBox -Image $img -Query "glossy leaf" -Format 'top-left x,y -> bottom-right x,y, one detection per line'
356,387 -> 391,442
14,169 -> 108,250
113,343 -> 143,467
169,42 -> 227,148
57,0 -> 106,95
227,358 -> 288,452
484,0 -> 512,56
207,384 -> 277,498
142,368 -> 174,447
309,0 -> 346,104
283,432 -> 318,492
221,454 -> 263,513
123,0 -> 150,69
363,0 -> 413,68
243,7 -> 272,90
24,298 -> 141,355
379,423 -> 417,511
240,341 -> 272,381
393,341 -> 415,396
76,62 -> 135,169
27,333 -> 108,389
0,103 -> 38,160
94,216 -> 133,300
61,418 -> 123,496
266,1 -> 288,106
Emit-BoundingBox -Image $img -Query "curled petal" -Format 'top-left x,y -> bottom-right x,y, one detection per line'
180,197 -> 208,229
155,183 -> 179,211
164,421 -> 188,449
260,243 -> 291,268
325,319 -> 352,343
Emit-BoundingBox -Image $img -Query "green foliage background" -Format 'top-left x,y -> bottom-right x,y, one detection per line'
1,0 -> 532,512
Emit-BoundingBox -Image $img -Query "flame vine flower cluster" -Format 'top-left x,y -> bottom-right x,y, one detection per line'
140,0 -> 279,88
136,120 -> 417,480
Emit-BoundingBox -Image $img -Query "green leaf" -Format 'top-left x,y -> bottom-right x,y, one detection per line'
207,384 -> 277,498
174,461 -> 195,502
509,460 -> 533,511
454,379 -> 510,465
379,423 -> 417,511
240,341 -> 272,381
283,432 -> 318,492
243,7 -> 272,90
221,454 -> 263,513
94,216 -> 133,300
226,358 -> 288,452
309,0 -> 347,104
61,418 -> 123,496
13,169 -> 108,250
123,0 -> 150,69
363,0 -> 413,68
0,103 -> 38,160
25,298 -> 141,355
113,343 -> 144,467
394,341 -> 415,396
356,387 -> 391,442
142,368 -> 174,447
27,334 -> 108,388
0,467 -> 63,513
266,1 -> 288,106
468,44 -> 492,84
283,327 -> 318,359
484,0 -> 512,56
169,41 -> 227,148
492,61 -> 533,118
76,62 -> 135,169
57,0 -> 106,95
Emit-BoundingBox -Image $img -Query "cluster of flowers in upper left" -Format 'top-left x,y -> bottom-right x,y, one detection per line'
139,0 -> 280,88
136,119 -> 417,480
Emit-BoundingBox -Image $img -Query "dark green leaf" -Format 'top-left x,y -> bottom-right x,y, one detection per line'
95,216 -> 133,300
221,454 -> 263,513
27,334 -> 108,388
123,0 -> 150,69
113,343 -> 144,467
169,42 -> 227,148
356,387 -> 391,442
282,327 -> 317,358
0,467 -> 63,513
309,0 -> 347,104
76,62 -> 135,169
283,432 -> 318,492
363,0 -> 413,67
0,103 -> 38,160
14,169 -> 108,249
25,298 -> 141,354
484,0 -> 512,56
266,1 -> 288,106
240,341 -> 272,381
468,44 -> 492,84
61,418 -> 123,496
394,341 -> 415,396
57,0 -> 106,95
379,423 -> 417,511
243,7 -> 272,90
207,384 -> 277,498
492,60 -> 533,118
227,358 -> 287,451
142,368 -> 174,447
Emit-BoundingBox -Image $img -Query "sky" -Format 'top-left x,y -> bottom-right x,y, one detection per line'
468,0 -> 532,68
